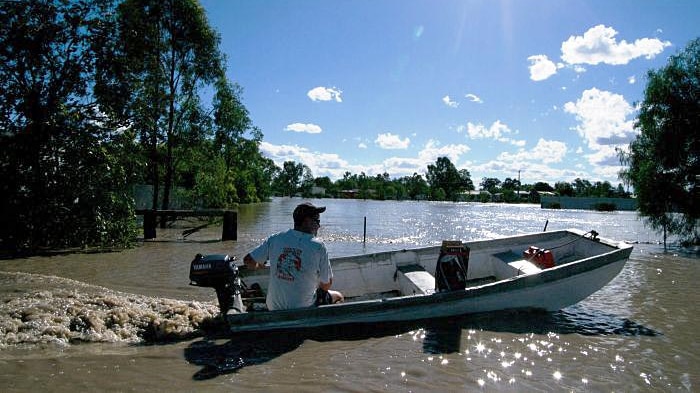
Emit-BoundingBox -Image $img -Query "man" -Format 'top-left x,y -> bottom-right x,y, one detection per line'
243,202 -> 343,311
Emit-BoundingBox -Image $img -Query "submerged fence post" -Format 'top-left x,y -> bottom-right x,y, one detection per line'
222,210 -> 237,241
143,210 -> 157,240
363,216 -> 367,244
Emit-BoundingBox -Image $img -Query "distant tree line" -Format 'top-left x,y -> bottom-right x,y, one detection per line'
268,156 -> 631,203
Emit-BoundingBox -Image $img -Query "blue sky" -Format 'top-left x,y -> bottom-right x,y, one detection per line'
200,0 -> 698,186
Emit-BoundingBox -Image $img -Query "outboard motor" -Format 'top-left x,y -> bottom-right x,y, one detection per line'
435,241 -> 470,292
189,254 -> 244,315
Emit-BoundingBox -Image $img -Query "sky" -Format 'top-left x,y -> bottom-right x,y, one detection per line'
199,0 -> 699,186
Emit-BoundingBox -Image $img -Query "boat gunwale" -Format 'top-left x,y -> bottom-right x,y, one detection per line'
227,229 -> 632,331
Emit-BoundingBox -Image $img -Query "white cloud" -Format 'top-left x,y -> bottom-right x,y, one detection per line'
378,140 -> 470,178
561,24 -> 671,66
375,132 -> 410,149
442,95 -> 459,108
358,142 -> 367,149
466,120 -> 525,146
563,88 -> 635,149
465,93 -> 483,103
564,88 -> 637,171
259,141 -> 363,179
470,159 -> 586,186
417,139 -> 470,163
307,86 -> 343,102
259,138 -> 472,180
628,75 -> 636,84
284,123 -> 322,134
467,121 -> 509,139
498,139 -> 568,164
528,55 -> 558,81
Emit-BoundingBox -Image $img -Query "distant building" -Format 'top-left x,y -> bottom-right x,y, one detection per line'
311,186 -> 326,197
541,196 -> 638,211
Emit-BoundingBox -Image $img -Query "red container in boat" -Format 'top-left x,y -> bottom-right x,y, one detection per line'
523,246 -> 555,269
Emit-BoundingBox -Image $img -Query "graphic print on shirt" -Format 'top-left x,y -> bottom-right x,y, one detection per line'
276,247 -> 302,281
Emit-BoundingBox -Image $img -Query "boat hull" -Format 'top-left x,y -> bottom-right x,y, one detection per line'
226,229 -> 632,333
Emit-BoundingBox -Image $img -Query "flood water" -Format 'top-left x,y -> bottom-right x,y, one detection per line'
1,198 -> 698,392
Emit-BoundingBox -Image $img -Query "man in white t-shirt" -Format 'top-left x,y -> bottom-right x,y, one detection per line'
243,202 -> 344,310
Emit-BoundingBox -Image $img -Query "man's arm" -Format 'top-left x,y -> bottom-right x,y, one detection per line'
243,254 -> 262,270
319,277 -> 333,291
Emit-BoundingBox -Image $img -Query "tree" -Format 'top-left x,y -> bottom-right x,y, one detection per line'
591,181 -> 614,198
458,169 -> 475,191
555,181 -> 574,197
619,38 -> 700,245
401,173 -> 429,200
273,161 -> 306,197
572,178 -> 592,197
480,177 -> 502,193
502,177 -> 520,190
426,157 -> 464,201
109,0 -> 225,212
212,79 -> 269,204
0,0 -> 138,252
299,166 -> 315,197
533,182 -> 554,192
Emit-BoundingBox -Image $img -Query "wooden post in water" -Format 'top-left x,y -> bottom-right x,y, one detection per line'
363,216 -> 367,244
222,210 -> 237,241
144,210 -> 157,239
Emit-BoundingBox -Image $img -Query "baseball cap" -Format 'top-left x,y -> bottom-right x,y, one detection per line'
293,202 -> 326,222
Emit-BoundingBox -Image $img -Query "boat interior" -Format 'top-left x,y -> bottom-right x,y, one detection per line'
239,230 -> 615,307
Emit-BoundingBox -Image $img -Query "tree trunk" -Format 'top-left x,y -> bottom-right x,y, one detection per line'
161,32 -> 178,226
150,127 -> 160,212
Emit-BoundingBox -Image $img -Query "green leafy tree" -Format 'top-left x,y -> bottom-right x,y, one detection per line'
299,166 -> 315,197
0,0 -> 138,252
401,173 -> 429,200
533,182 -> 554,192
591,181 -> 614,198
555,181 -> 574,197
459,169 -> 475,191
619,38 -> 700,245
335,171 -> 358,193
109,0 -> 225,211
212,79 -> 269,204
572,178 -> 592,197
313,176 -> 335,197
273,161 -> 306,197
426,157 -> 464,201
432,188 -> 447,201
390,178 -> 407,200
480,177 -> 502,193
501,177 -> 521,191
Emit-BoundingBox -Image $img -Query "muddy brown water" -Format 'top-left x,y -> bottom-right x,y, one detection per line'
1,198 -> 698,391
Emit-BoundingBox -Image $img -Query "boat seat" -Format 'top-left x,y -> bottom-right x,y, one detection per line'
492,251 -> 542,277
396,264 -> 435,296
508,260 -> 542,275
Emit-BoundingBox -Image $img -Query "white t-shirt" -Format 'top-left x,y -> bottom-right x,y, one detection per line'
249,229 -> 333,311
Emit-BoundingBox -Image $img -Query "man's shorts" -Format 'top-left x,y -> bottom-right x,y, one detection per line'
315,288 -> 333,306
